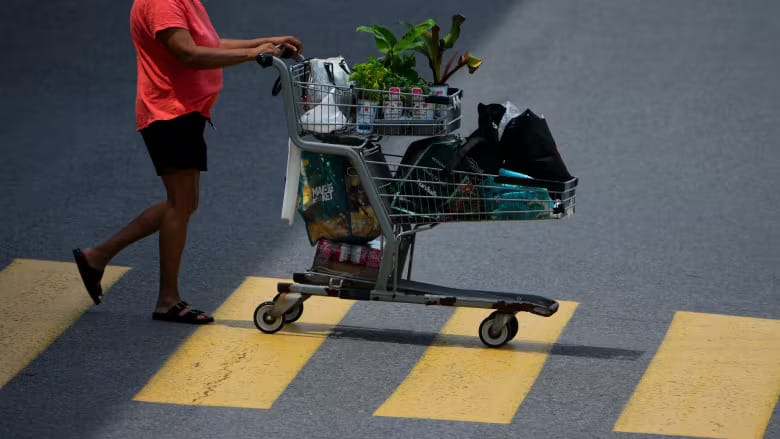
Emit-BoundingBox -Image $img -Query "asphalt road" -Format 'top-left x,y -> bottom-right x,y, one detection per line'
1,1 -> 779,438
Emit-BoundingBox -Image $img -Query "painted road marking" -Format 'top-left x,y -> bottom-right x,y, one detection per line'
614,311 -> 780,439
374,301 -> 578,424
133,276 -> 354,409
0,258 -> 129,388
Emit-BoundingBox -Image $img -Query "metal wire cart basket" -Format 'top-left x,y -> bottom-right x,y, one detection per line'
254,54 -> 578,347
289,61 -> 462,137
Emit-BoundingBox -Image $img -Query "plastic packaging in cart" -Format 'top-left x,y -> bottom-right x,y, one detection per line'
312,239 -> 382,279
299,89 -> 348,133
498,101 -> 521,139
281,138 -> 302,225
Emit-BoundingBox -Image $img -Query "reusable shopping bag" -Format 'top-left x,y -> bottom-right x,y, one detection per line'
303,57 -> 353,115
442,101 -> 521,176
446,129 -> 502,175
298,151 -> 381,245
306,58 -> 351,92
499,108 -> 573,181
391,135 -> 483,221
482,169 -> 554,220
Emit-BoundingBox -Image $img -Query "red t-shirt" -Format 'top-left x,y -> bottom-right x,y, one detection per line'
130,0 -> 224,130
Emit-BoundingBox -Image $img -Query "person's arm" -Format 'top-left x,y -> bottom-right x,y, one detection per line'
221,35 -> 303,55
157,28 -> 281,69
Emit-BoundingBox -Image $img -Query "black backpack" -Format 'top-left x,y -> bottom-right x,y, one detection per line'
440,102 -> 506,176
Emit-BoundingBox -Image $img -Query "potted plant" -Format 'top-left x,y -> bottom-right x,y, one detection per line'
354,16 -> 481,122
355,19 -> 433,85
412,14 -> 483,99
355,20 -> 434,121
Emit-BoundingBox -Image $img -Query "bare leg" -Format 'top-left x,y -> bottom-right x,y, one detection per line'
82,201 -> 167,269
155,170 -> 199,311
80,169 -> 210,321
153,170 -> 211,322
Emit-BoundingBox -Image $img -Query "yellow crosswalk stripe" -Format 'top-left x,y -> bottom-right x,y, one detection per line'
133,276 -> 354,409
374,301 -> 578,424
0,258 -> 129,388
614,311 -> 780,439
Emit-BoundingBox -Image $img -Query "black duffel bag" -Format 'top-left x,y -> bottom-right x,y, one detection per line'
499,108 -> 573,181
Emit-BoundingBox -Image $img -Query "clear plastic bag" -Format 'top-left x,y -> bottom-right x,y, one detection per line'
299,89 -> 348,133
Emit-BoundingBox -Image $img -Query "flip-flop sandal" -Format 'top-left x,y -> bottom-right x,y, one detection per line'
152,301 -> 215,325
73,248 -> 104,305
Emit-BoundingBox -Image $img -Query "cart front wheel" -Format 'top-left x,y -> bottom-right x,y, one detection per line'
283,302 -> 304,323
488,311 -> 519,341
254,301 -> 285,334
507,315 -> 519,340
273,293 -> 304,323
479,314 -> 513,348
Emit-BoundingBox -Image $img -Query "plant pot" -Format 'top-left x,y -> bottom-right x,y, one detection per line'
356,99 -> 379,133
429,84 -> 449,118
429,84 -> 449,98
408,87 -> 432,121
382,86 -> 403,120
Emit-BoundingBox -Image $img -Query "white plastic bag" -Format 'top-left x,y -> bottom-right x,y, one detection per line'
281,138 -> 301,225
300,89 -> 348,133
499,101 -> 522,140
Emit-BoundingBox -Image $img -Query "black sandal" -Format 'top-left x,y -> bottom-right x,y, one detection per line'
72,248 -> 104,305
152,301 -> 214,325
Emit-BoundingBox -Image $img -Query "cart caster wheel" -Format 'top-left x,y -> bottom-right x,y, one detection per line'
479,314 -> 512,348
489,311 -> 519,341
507,315 -> 519,341
254,301 -> 285,334
283,302 -> 303,323
273,293 -> 304,323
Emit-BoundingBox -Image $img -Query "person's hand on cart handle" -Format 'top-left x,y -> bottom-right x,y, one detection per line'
252,42 -> 283,59
268,35 -> 303,55
260,36 -> 303,58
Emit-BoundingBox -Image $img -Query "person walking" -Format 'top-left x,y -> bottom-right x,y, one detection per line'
73,0 -> 302,324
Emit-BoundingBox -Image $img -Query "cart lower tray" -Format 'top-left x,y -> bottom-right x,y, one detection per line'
291,271 -> 558,316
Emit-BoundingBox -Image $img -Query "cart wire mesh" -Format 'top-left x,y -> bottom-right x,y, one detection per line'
366,154 -> 577,225
289,62 -> 462,137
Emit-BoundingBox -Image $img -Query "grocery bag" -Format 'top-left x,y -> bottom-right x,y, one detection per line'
499,109 -> 573,181
391,135 -> 483,221
298,151 -> 381,245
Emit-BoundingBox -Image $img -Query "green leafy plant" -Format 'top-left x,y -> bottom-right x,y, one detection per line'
355,19 -> 434,83
412,14 -> 483,85
350,57 -> 430,101
349,57 -> 392,102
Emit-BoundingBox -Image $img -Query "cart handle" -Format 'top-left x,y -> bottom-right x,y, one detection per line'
257,53 -> 275,68
257,52 -> 306,96
257,49 -> 305,68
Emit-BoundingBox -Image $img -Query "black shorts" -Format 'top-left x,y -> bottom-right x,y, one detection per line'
141,112 -> 208,176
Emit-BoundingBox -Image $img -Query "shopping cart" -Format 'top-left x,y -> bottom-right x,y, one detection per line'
254,54 -> 577,347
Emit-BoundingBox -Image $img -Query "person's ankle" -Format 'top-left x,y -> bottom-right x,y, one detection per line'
155,296 -> 182,311
84,247 -> 110,269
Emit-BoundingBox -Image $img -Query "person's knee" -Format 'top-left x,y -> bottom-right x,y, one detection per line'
162,170 -> 200,218
166,196 -> 198,218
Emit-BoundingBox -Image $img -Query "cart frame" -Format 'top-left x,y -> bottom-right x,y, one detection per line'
253,54 -> 576,347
